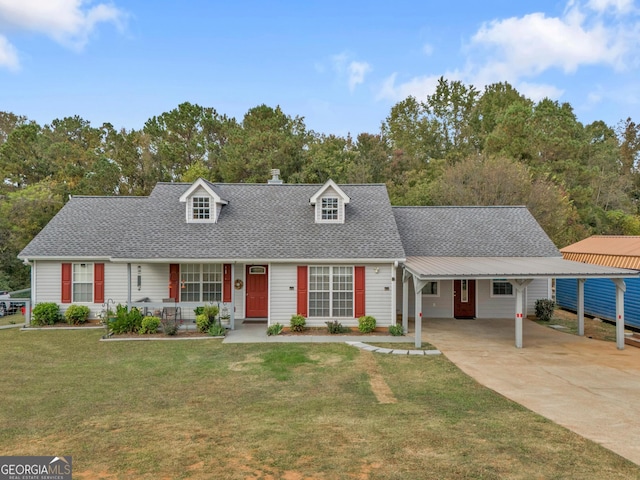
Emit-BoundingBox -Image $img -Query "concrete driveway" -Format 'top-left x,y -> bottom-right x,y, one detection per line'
421,317 -> 640,466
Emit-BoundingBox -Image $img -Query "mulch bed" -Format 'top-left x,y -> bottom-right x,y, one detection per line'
280,327 -> 392,336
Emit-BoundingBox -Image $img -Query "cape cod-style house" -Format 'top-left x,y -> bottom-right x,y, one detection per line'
18,171 -> 639,348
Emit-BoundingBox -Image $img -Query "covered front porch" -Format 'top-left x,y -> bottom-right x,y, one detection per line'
401,256 -> 640,349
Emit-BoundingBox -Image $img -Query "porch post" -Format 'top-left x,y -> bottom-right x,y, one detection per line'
127,263 -> 132,309
413,276 -> 429,349
612,279 -> 626,350
402,270 -> 409,334
577,278 -> 585,336
509,279 -> 532,349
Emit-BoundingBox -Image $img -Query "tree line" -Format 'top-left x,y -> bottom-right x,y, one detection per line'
1,77 -> 639,290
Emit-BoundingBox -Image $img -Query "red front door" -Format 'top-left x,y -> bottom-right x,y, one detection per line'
246,265 -> 268,318
454,279 -> 476,318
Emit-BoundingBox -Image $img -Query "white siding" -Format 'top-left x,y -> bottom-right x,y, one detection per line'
269,264 -> 298,325
234,263 -> 245,319
364,264 -> 394,326
397,276 -> 552,320
314,186 -> 345,224
526,278 -> 552,313
132,263 -> 170,303
476,280 -> 515,318
34,261 -> 61,306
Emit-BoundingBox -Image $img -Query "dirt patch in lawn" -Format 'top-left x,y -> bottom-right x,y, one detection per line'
358,349 -> 397,404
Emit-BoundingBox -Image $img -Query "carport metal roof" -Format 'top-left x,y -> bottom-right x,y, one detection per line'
404,256 -> 640,280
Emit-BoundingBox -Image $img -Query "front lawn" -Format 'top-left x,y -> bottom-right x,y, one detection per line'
0,329 -> 638,479
0,313 -> 23,326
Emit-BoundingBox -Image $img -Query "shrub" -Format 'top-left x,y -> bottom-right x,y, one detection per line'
193,306 -> 205,316
109,306 -> 144,334
290,314 -> 306,332
388,324 -> 404,336
139,316 -> 161,334
65,304 -> 90,325
32,302 -> 62,326
203,304 -> 219,322
358,315 -> 376,333
266,323 -> 284,336
325,320 -> 348,334
535,299 -> 556,322
195,314 -> 211,333
208,323 -> 226,336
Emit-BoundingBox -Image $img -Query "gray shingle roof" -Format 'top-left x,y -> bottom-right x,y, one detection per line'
392,206 -> 560,257
20,183 -> 406,261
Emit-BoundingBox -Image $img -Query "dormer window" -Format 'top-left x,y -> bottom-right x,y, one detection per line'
192,197 -> 210,220
310,179 -> 350,224
179,178 -> 228,224
321,198 -> 339,220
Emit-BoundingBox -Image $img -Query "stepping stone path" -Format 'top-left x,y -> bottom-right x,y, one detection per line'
345,341 -> 441,356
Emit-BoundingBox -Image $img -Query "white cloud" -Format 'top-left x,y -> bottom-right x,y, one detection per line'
330,52 -> 371,92
376,72 -> 460,102
347,61 -> 371,91
516,82 -> 565,102
586,0 -> 635,14
0,35 -> 19,70
0,0 -> 126,69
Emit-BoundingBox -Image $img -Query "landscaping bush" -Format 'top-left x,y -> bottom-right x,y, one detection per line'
65,304 -> 90,325
358,315 -> 376,333
325,320 -> 348,334
535,299 -> 556,322
208,323 -> 226,336
109,306 -> 144,334
31,302 -> 62,326
195,314 -> 211,333
139,316 -> 161,334
203,304 -> 219,322
290,314 -> 306,332
266,323 -> 284,336
388,324 -> 404,336
193,306 -> 205,316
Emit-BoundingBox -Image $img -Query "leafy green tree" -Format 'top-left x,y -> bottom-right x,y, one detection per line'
427,155 -> 585,245
220,105 -> 309,183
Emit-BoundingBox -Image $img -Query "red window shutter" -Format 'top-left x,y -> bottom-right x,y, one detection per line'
94,263 -> 105,304
297,266 -> 308,317
354,266 -> 365,318
61,263 -> 72,304
223,264 -> 232,302
169,264 -> 180,302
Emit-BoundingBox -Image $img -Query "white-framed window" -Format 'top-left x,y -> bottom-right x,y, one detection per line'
192,197 -> 210,220
180,264 -> 222,302
321,197 -> 339,221
249,266 -> 266,275
421,281 -> 439,296
73,263 -> 93,302
308,266 -> 353,317
492,279 -> 514,297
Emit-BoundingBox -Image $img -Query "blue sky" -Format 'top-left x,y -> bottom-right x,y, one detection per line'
0,0 -> 639,136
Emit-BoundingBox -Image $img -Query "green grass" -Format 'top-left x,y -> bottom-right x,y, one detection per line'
0,329 -> 638,479
0,313 -> 23,326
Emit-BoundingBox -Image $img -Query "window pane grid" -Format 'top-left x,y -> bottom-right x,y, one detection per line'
192,197 -> 210,219
72,263 -> 93,302
321,197 -> 339,220
308,266 -> 353,318
181,264 -> 222,302
493,281 -> 513,296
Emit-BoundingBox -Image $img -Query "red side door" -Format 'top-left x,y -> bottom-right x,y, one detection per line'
454,279 -> 476,319
246,265 -> 268,318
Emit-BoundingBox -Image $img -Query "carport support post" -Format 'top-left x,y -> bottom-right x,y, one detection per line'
413,276 -> 429,349
577,279 -> 585,336
509,279 -> 532,349
402,270 -> 410,334
612,279 -> 626,350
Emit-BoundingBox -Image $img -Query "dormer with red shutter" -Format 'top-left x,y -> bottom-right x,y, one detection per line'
179,178 -> 228,224
309,179 -> 350,224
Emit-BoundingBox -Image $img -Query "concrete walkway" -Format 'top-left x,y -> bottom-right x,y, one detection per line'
420,317 -> 640,466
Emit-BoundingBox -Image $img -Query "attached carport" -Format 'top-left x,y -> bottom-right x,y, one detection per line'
401,256 -> 640,349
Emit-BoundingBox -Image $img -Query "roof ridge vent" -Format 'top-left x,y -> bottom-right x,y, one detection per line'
268,168 -> 283,185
